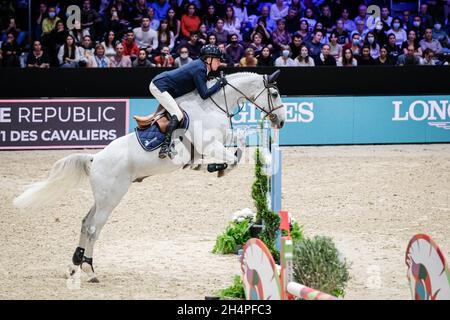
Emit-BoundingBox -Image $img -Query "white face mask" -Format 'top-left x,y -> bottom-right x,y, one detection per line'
434,24 -> 442,31
180,53 -> 188,58
282,50 -> 290,57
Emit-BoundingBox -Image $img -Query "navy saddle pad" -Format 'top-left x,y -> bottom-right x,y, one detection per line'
135,111 -> 189,152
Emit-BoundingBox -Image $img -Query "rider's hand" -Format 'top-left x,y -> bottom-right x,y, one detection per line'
219,77 -> 228,87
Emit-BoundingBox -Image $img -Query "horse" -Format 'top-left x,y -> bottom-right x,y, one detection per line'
13,70 -> 286,283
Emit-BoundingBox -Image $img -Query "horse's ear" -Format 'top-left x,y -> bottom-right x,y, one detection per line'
268,69 -> 281,83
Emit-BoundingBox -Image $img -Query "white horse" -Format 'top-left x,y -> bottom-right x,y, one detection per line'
13,71 -> 286,283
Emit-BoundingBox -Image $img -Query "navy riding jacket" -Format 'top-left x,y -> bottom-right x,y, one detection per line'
152,59 -> 222,99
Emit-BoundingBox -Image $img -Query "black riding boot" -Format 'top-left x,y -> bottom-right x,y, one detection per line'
159,115 -> 180,159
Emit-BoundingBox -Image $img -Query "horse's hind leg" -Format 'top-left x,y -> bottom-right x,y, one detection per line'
82,177 -> 131,283
66,206 -> 96,278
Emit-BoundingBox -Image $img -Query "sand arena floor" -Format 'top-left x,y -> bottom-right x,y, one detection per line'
0,144 -> 449,299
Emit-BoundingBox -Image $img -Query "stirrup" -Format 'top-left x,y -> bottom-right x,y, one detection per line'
159,143 -> 177,159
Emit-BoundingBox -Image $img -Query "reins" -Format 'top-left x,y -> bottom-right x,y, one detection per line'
209,73 -> 283,129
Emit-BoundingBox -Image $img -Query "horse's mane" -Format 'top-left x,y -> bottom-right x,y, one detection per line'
206,72 -> 262,86
177,72 -> 263,105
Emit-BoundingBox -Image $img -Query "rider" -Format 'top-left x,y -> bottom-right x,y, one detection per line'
149,44 -> 227,159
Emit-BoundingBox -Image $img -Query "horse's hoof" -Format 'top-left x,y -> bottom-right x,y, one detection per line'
87,277 -> 99,283
65,265 -> 78,279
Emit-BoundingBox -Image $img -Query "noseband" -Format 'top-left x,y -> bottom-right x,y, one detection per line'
209,74 -> 284,127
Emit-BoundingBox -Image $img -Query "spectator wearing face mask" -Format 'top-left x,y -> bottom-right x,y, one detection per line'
420,48 -> 436,66
226,33 -> 245,66
373,21 -> 388,47
365,32 -> 380,59
275,47 -> 296,66
387,18 -> 407,46
41,6 -> 60,39
397,45 -> 421,66
410,15 -> 426,39
314,44 -> 336,66
420,28 -> 443,55
295,45 -> 315,67
174,46 -> 193,67
432,21 -> 449,53
344,33 -> 362,58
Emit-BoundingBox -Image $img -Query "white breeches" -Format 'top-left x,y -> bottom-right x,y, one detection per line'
149,81 -> 184,121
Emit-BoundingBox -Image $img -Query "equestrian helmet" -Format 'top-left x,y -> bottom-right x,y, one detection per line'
200,45 -> 222,60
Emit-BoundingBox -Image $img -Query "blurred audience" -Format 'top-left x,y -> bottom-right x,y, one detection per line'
0,0 -> 447,68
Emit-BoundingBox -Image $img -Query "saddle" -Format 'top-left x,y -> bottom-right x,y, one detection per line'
133,104 -> 171,132
133,105 -> 231,177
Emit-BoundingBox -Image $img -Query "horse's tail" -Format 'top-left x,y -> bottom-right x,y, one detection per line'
13,153 -> 94,209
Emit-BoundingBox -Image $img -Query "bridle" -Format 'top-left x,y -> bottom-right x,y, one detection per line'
209,73 -> 284,128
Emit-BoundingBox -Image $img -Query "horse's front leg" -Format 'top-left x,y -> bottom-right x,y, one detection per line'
203,140 -> 240,177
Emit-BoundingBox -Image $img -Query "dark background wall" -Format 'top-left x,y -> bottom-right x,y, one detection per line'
0,66 -> 449,98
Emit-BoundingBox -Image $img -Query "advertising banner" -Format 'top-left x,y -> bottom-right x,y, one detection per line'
0,99 -> 129,150
130,96 -> 450,145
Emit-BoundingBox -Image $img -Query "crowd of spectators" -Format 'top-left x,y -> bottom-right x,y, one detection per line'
1,0 -> 449,68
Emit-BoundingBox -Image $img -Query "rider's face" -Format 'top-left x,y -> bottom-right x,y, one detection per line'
209,57 -> 221,71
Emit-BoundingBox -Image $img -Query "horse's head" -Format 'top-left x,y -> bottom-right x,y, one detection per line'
251,70 -> 286,129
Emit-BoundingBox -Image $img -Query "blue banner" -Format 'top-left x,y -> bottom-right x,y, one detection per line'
129,96 -> 450,145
